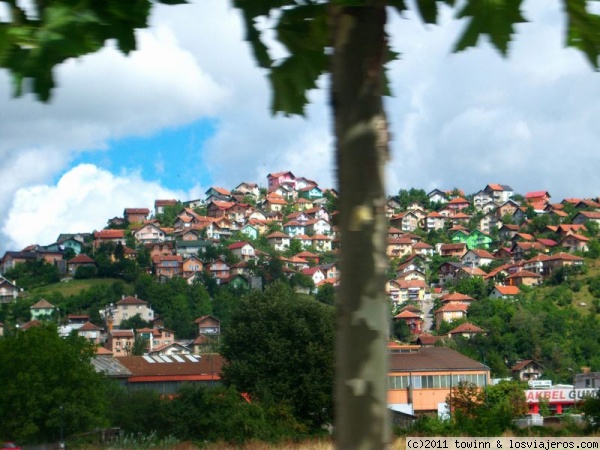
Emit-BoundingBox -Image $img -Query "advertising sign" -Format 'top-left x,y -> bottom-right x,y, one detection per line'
525,388 -> 599,403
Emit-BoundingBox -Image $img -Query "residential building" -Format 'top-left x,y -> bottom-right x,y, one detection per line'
124,208 -> 150,224
30,299 -> 56,321
104,296 -> 154,328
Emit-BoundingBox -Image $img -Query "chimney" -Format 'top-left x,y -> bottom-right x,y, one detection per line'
582,367 -> 591,374
107,316 -> 114,332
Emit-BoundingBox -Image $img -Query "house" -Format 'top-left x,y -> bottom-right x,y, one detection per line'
447,322 -> 486,339
390,212 -> 420,232
30,299 -> 56,321
427,189 -> 448,204
67,254 -> 97,275
124,208 -> 150,224
510,241 -> 545,261
182,256 -> 203,276
387,238 -> 414,258
490,285 -> 520,299
412,242 -> 434,258
206,200 -> 235,219
522,253 -> 551,276
452,229 -> 493,250
296,251 -> 320,265
106,330 -> 135,356
304,218 -> 332,235
478,212 -> 500,234
134,223 -> 166,244
301,267 -> 326,286
195,315 -> 221,336
496,200 -> 521,220
545,252 -> 584,277
524,191 -> 551,206
56,235 -> 84,255
93,229 -> 126,249
176,240 -> 211,258
154,199 -> 178,214
204,187 -> 232,202
266,231 -> 291,251
461,249 -> 495,268
283,220 -> 306,237
155,255 -> 183,279
439,292 -> 474,305
512,360 -> 544,382
387,279 -> 426,305
393,310 -> 423,335
310,234 -> 333,252
221,273 -> 251,290
267,171 -> 296,190
228,241 -> 256,261
0,277 -> 19,303
559,233 -> 589,253
104,296 -> 155,328
483,184 -> 513,204
263,196 -> 288,212
233,182 -> 260,198
136,327 -> 176,352
434,303 -> 469,330
148,342 -> 192,357
505,270 -> 542,287
240,224 -> 259,240
438,243 -> 467,258
268,183 -> 296,200
78,321 -> 103,344
425,212 -> 446,231
0,251 -> 37,272
297,185 -> 323,200
446,197 -> 470,211
206,258 -> 231,279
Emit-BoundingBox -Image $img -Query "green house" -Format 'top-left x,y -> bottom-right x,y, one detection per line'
451,229 -> 493,250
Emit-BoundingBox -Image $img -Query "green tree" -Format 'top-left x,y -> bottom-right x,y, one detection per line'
4,0 -> 600,446
0,324 -> 107,443
119,313 -> 151,331
5,259 -> 60,289
220,282 -> 335,428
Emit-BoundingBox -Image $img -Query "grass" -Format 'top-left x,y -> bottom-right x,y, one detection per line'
72,437 -> 408,449
25,277 -> 131,298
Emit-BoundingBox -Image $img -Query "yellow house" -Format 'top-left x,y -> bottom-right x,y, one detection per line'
388,344 -> 490,415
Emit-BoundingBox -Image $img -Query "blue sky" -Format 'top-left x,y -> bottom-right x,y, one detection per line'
73,119 -> 217,193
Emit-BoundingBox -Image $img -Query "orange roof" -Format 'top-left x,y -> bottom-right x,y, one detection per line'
94,229 -> 125,239
448,322 -> 485,334
494,285 -> 520,295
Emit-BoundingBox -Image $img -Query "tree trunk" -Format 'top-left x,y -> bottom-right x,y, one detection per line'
331,3 -> 390,449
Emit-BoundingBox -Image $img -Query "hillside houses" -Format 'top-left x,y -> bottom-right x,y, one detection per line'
1,175 -> 598,347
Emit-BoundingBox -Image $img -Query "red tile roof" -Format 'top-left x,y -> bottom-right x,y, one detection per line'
116,296 -> 148,306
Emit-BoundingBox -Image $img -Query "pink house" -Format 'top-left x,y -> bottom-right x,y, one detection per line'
267,171 -> 296,190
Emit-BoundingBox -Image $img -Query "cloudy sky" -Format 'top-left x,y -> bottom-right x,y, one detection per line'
1,0 -> 599,251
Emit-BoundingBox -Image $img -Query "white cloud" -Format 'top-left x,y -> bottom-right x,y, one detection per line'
2,164 -> 187,249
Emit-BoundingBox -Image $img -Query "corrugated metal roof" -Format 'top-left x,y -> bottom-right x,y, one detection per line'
92,356 -> 132,377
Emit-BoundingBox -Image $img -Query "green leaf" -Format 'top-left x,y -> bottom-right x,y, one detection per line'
416,0 -> 440,24
388,0 -> 408,15
268,3 -> 329,115
453,0 -> 527,56
563,0 -> 600,69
